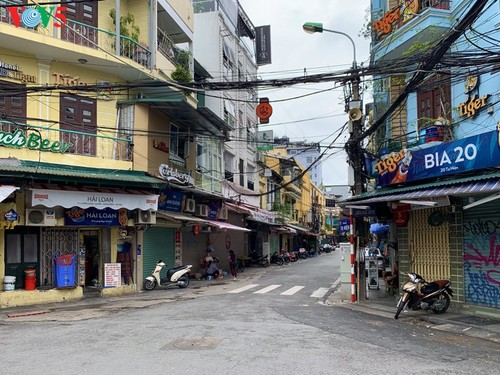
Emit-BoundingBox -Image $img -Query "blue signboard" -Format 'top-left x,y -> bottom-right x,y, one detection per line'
339,219 -> 350,233
65,207 -> 129,226
375,130 -> 500,186
158,189 -> 183,212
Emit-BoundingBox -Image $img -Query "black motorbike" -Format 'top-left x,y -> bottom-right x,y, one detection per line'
248,250 -> 270,268
394,272 -> 453,319
270,251 -> 284,266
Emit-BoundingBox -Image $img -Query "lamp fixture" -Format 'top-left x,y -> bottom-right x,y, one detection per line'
399,200 -> 438,207
464,192 -> 500,210
78,58 -> 88,64
345,205 -> 370,210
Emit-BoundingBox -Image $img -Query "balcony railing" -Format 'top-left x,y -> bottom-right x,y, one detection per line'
0,121 -> 132,161
0,12 -> 151,68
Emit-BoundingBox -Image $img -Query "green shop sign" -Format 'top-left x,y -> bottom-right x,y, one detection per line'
0,129 -> 72,153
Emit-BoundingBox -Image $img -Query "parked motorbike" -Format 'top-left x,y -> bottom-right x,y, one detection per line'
394,272 -> 453,319
280,250 -> 291,264
270,251 -> 284,266
144,260 -> 192,291
248,251 -> 270,268
287,251 -> 298,262
298,247 -> 308,259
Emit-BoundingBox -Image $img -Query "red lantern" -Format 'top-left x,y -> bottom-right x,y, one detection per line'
192,224 -> 200,236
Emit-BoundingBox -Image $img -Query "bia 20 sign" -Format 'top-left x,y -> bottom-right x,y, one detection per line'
7,6 -> 67,29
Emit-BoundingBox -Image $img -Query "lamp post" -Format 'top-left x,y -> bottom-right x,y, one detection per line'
302,22 -> 357,69
303,22 -> 365,303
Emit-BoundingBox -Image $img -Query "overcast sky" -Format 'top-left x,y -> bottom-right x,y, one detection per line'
238,0 -> 371,186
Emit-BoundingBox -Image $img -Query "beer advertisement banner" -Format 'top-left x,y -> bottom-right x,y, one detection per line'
374,130 -> 499,186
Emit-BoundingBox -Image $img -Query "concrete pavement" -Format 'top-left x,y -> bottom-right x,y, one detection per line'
2,260 -> 500,346
325,280 -> 500,345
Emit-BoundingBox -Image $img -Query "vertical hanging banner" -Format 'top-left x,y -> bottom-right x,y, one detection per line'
255,25 -> 272,66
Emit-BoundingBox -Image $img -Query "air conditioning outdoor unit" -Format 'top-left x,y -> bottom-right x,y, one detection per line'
216,207 -> 228,220
184,198 -> 196,213
136,210 -> 157,224
195,204 -> 209,218
26,209 -> 56,226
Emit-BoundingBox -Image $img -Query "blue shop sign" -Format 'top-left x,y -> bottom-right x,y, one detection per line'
339,219 -> 350,233
375,130 -> 500,186
158,189 -> 183,212
65,207 -> 129,226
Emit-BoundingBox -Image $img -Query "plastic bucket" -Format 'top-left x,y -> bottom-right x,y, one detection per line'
25,276 -> 36,290
24,268 -> 37,290
3,276 -> 16,292
425,126 -> 441,143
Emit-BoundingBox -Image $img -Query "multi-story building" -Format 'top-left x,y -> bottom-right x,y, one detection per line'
274,137 -> 324,188
192,0 -> 259,205
344,0 -> 499,312
0,0 -> 250,308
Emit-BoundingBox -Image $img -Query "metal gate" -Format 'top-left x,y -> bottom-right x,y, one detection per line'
142,227 -> 174,279
462,199 -> 499,308
41,228 -> 79,287
408,208 -> 450,281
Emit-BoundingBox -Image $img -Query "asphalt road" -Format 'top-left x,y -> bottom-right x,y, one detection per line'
1,251 -> 499,375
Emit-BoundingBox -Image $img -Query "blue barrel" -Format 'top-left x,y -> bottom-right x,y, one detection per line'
425,126 -> 440,143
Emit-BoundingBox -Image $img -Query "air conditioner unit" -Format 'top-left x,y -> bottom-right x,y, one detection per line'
184,198 -> 196,213
195,204 -> 209,218
26,209 -> 56,226
216,207 -> 228,220
136,210 -> 157,224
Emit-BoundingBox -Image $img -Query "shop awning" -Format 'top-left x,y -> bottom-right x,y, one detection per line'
0,159 -> 166,188
156,211 -> 207,225
205,220 -> 251,232
0,185 -> 19,203
341,172 -> 500,206
225,202 -> 252,215
31,188 -> 158,211
286,223 -> 319,236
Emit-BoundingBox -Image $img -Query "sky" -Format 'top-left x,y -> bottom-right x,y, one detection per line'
238,0 -> 371,186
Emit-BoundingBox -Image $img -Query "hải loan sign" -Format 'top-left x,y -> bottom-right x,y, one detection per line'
0,129 -> 72,153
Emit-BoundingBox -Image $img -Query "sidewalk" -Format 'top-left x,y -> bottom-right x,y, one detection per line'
325,280 -> 500,345
0,264 -> 271,323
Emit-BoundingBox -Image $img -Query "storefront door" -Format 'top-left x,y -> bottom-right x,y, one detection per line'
5,227 -> 39,289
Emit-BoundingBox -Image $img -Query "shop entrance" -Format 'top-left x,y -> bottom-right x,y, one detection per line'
82,230 -> 100,289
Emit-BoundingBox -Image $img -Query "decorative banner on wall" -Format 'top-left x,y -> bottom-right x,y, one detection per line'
65,207 -> 129,226
255,25 -> 272,65
158,190 -> 183,212
375,130 -> 500,186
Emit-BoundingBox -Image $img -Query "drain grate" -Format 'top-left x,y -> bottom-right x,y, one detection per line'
451,315 -> 500,326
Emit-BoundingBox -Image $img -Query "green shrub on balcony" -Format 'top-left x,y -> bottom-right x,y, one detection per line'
109,9 -> 140,59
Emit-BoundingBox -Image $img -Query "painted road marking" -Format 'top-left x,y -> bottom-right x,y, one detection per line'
280,286 -> 305,295
310,287 -> 329,298
254,284 -> 282,294
227,284 -> 259,294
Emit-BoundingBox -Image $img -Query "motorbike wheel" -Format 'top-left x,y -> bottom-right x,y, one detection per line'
432,293 -> 450,314
394,297 -> 407,319
276,258 -> 284,266
144,279 -> 157,291
283,257 -> 290,264
177,275 -> 190,288
261,259 -> 270,268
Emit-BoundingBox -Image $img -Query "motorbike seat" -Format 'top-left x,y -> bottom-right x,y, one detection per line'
421,282 -> 439,295
166,266 -> 187,279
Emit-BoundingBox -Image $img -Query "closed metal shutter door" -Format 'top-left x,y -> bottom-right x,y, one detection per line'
462,198 -> 499,308
142,227 -> 175,279
408,208 -> 450,280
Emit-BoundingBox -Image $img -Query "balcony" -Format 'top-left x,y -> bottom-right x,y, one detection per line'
371,0 -> 453,62
0,121 -> 132,162
0,14 -> 151,81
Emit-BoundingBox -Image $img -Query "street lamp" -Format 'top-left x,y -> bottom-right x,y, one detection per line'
302,22 -> 357,68
303,21 -> 365,303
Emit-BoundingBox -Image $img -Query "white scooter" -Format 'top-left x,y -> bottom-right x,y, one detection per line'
143,259 -> 192,291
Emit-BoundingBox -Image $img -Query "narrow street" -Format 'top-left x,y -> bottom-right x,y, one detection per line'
2,252 -> 499,375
